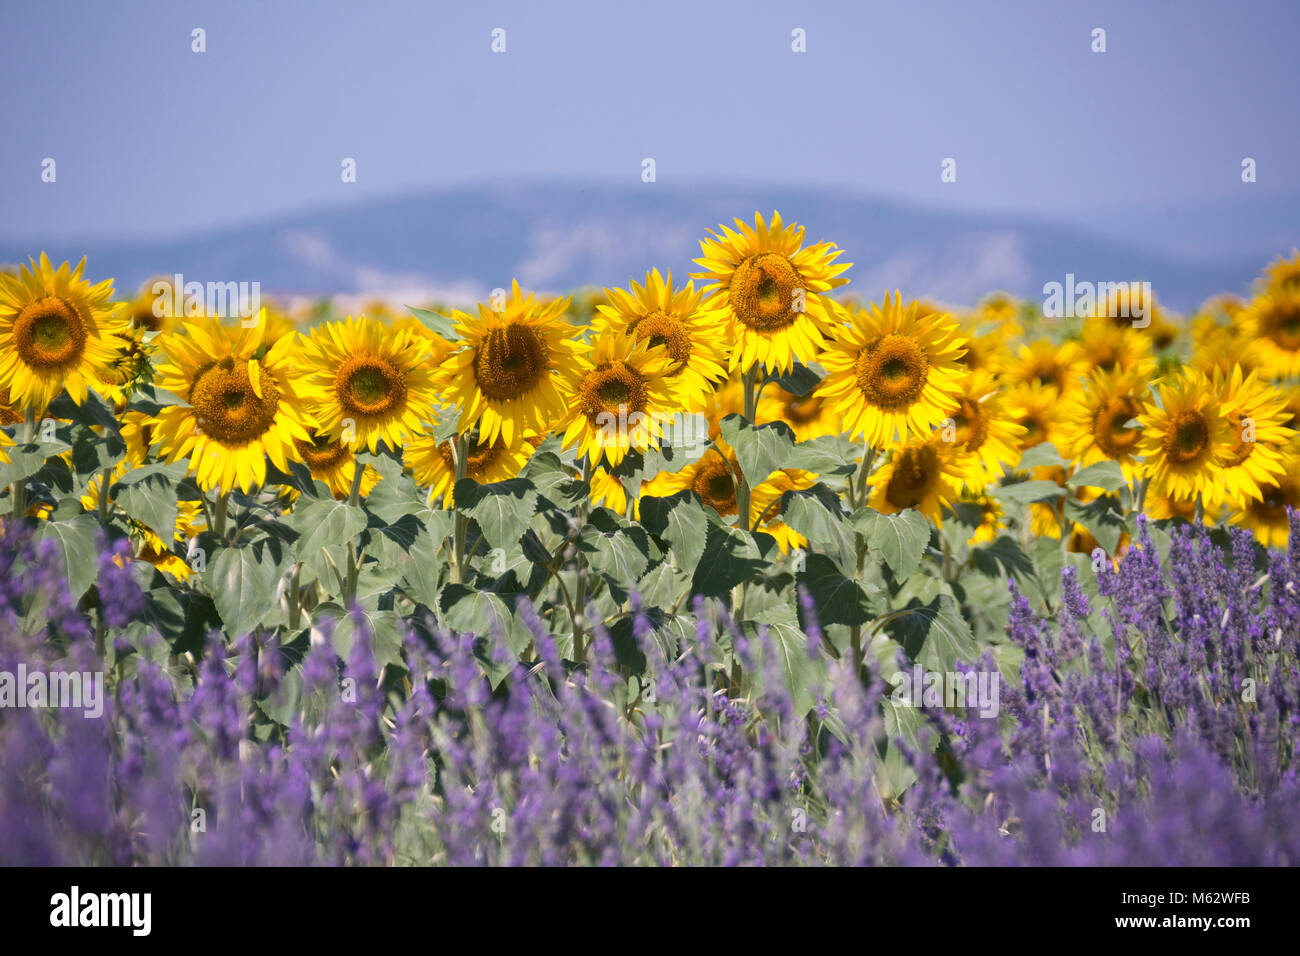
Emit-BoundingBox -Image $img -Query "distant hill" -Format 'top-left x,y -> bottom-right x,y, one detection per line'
2,181 -> 1292,312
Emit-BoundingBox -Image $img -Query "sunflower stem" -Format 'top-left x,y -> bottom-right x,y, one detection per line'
10,408 -> 36,519
572,455 -> 593,664
212,492 -> 229,542
97,465 -> 113,524
343,462 -> 367,607
1194,490 -> 1204,526
451,434 -> 469,586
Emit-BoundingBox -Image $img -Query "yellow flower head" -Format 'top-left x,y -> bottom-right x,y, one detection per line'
1137,370 -> 1232,501
940,370 -> 1026,491
300,315 -> 440,454
0,254 -> 128,409
593,269 -> 727,413
693,211 -> 851,373
558,330 -> 679,468
867,435 -> 970,527
816,292 -> 967,446
149,315 -> 315,494
406,431 -> 534,508
1241,290 -> 1300,380
1211,364 -> 1296,506
1229,464 -> 1300,549
1061,366 -> 1150,480
438,280 -> 581,446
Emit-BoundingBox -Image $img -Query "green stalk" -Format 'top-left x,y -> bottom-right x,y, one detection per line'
572,455 -> 593,663
450,435 -> 469,585
212,491 -> 230,541
344,457 -> 367,606
97,465 -> 113,523
1193,490 -> 1204,526
10,407 -> 36,519
848,444 -> 876,677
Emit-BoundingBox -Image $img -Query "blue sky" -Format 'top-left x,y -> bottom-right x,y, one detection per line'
3,0 -> 1297,241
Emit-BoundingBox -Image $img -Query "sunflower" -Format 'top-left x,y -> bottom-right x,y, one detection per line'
692,211 -> 850,373
957,493 -> 1006,546
149,316 -> 315,494
1067,523 -> 1130,560
1211,364 -> 1295,506
300,315 -> 439,454
1002,380 -> 1066,455
438,281 -> 581,446
1005,339 -> 1085,395
758,382 -> 840,442
816,292 -> 967,446
866,435 -> 969,527
1061,367 -> 1150,480
1099,282 -> 1161,332
289,430 -> 381,500
953,322 -> 1009,377
593,269 -> 727,412
1145,487 -> 1201,523
94,322 -> 152,408
589,466 -> 630,515
1261,250 -> 1300,295
977,291 -> 1023,334
1241,290 -> 1300,380
1229,467 -> 1300,549
641,442 -> 815,549
134,500 -> 208,581
0,254 -> 128,409
556,330 -> 678,468
406,430 -> 534,508
940,370 -> 1025,491
1076,321 -> 1155,377
127,277 -> 180,335
1136,370 -> 1232,501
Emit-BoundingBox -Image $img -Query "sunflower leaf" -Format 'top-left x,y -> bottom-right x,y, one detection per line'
205,540 -> 286,638
718,414 -> 796,485
638,491 -> 710,570
1069,460 -> 1127,492
691,524 -> 771,597
761,361 -> 824,397
779,484 -> 855,575
112,462 -> 187,544
288,497 -> 370,559
1016,442 -> 1066,470
993,479 -> 1066,505
35,514 -> 101,600
453,477 -> 539,551
851,508 -> 931,581
404,306 -> 458,342
794,552 -> 876,627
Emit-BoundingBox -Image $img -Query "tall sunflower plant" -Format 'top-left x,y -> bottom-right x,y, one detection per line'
3,238 -> 1299,719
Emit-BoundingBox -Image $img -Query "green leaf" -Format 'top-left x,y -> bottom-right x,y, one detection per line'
692,524 -> 770,597
1069,460 -> 1126,492
780,484 -> 854,573
112,462 -> 187,543
46,391 -> 122,434
521,446 -> 587,510
718,414 -> 796,485
634,562 -> 692,609
439,584 -> 530,656
884,592 -> 979,673
317,604 -> 407,671
36,514 -> 101,599
288,497 -> 370,559
205,540 -> 286,637
404,305 -> 457,341
578,508 -> 652,590
1065,494 -> 1127,555
744,600 -> 826,717
638,491 -> 710,570
1016,442 -> 1066,470
795,553 -> 875,627
851,508 -> 930,581
0,437 -> 73,486
454,477 -> 538,550
994,479 -> 1066,505
761,361 -> 823,396
784,434 -> 858,474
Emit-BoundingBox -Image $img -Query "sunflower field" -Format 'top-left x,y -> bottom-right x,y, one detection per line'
3,213 -> 1300,865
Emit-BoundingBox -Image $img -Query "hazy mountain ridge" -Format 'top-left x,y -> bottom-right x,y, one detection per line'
2,182 -> 1290,311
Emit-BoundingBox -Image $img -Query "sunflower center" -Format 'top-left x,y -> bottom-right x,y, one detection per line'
1164,410 -> 1210,464
436,438 -> 501,478
953,398 -> 988,450
580,362 -> 648,421
854,334 -> 929,410
474,323 -> 548,400
294,434 -> 351,472
729,253 -> 802,332
1265,303 -> 1300,351
1093,396 -> 1140,458
336,355 -> 406,418
692,453 -> 738,516
14,296 -> 87,370
190,357 -> 282,443
783,393 -> 822,425
1019,413 -> 1046,443
628,310 -> 692,373
884,444 -> 940,511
